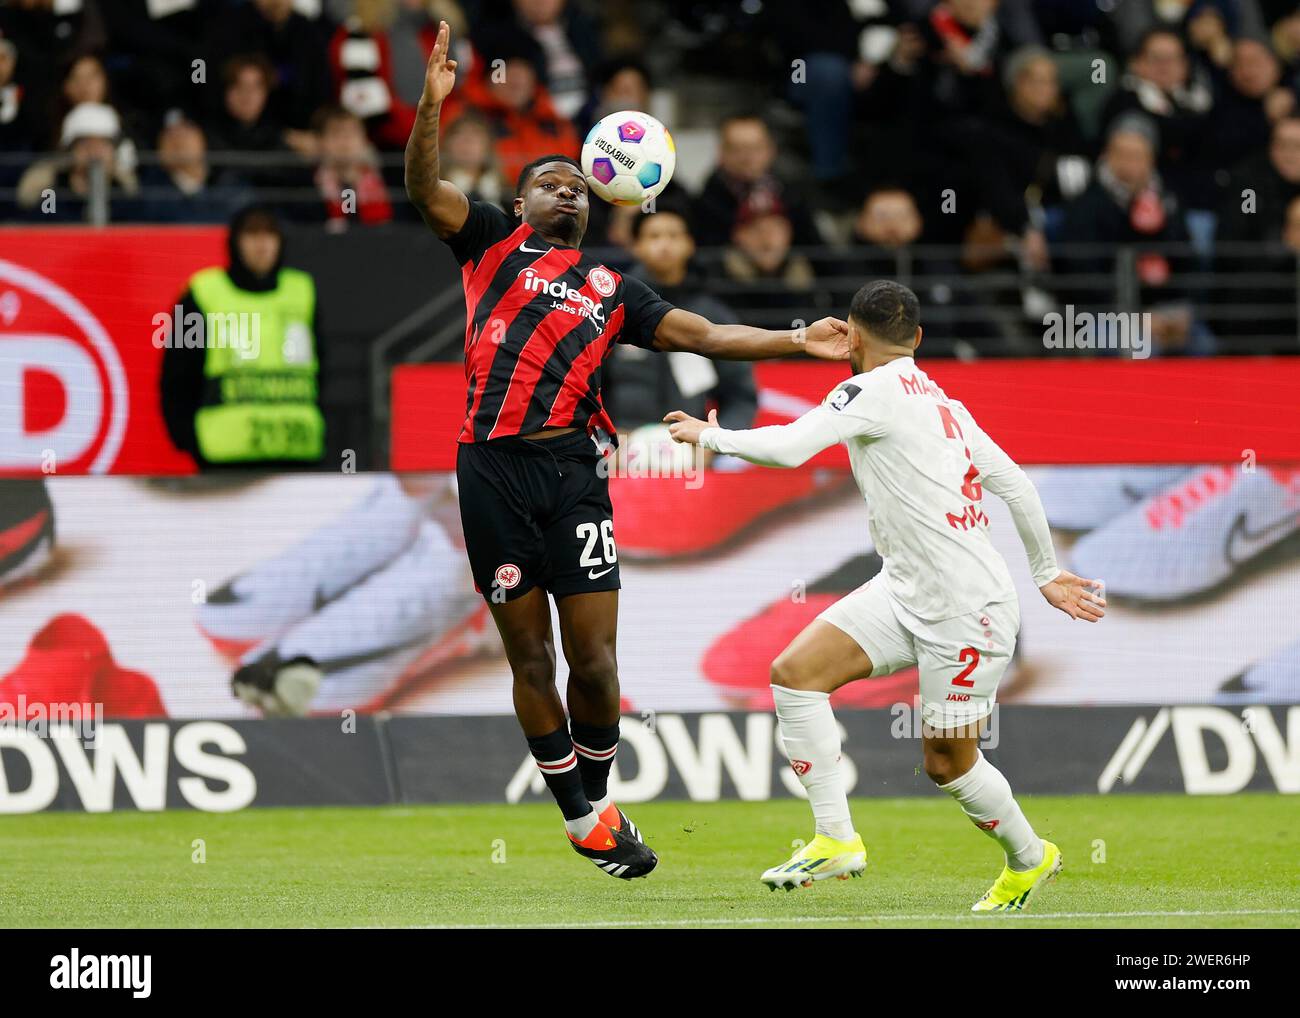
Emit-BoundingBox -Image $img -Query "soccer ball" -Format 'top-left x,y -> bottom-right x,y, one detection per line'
581,110 -> 676,207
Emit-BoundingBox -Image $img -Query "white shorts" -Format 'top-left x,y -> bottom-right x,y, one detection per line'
816,577 -> 1020,730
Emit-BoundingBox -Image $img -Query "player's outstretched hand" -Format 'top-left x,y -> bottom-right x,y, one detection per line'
1040,570 -> 1106,622
663,409 -> 718,445
802,317 -> 851,361
421,20 -> 458,105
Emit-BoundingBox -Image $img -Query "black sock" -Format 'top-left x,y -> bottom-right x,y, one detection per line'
527,728 -> 592,821
570,720 -> 619,803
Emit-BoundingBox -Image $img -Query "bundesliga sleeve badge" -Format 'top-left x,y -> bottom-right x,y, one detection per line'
826,383 -> 863,413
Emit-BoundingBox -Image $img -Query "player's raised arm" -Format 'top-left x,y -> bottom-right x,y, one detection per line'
404,20 -> 470,237
651,308 -> 851,362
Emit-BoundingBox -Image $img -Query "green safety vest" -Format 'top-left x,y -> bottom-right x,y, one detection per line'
188,266 -> 325,463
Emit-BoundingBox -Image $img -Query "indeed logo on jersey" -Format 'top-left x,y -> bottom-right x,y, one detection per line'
521,268 -> 607,323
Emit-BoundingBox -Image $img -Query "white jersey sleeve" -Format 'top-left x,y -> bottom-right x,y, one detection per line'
698,378 -> 884,467
967,419 -> 1060,588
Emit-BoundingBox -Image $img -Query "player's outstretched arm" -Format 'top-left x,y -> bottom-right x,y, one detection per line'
404,20 -> 470,237
652,308 -> 850,362
663,406 -> 844,468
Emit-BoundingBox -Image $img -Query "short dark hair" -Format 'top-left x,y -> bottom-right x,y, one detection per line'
720,111 -> 771,136
1133,26 -> 1183,60
311,104 -> 362,134
596,54 -> 652,90
849,280 -> 920,346
515,154 -> 584,197
222,52 -> 275,90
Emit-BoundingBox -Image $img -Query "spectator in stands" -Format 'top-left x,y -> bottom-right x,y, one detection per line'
1271,5 -> 1300,72
17,102 -> 138,222
493,0 -> 601,123
439,111 -> 507,207
604,208 -> 757,454
207,54 -> 288,154
1212,116 -> 1300,346
584,54 -> 651,136
386,0 -> 470,107
1110,0 -> 1266,54
53,53 -> 109,134
721,193 -> 824,318
692,114 -> 821,248
848,185 -> 1016,355
161,205 -> 326,470
1100,27 -> 1216,210
444,28 -> 578,185
917,0 -> 1013,121
0,0 -> 106,122
1187,3 -> 1236,71
209,0 -> 333,132
1217,115 -> 1300,244
309,105 -> 394,228
1204,36 -> 1297,183
1209,191 -> 1300,351
131,111 -> 251,224
976,45 -> 1092,265
851,187 -> 926,269
1058,114 -> 1212,355
98,0 -> 208,123
326,0 -> 419,151
0,37 -> 39,158
769,0 -> 875,186
206,54 -> 309,193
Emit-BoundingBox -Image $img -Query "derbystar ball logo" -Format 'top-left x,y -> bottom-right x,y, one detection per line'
0,259 -> 128,473
521,268 -> 606,323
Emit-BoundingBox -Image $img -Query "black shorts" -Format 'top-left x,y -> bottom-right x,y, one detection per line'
456,430 -> 620,603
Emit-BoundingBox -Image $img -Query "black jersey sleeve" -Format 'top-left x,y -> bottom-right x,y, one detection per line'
442,201 -> 517,265
617,274 -> 676,349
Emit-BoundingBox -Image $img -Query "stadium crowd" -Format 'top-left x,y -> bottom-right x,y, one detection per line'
2,0 -> 1300,354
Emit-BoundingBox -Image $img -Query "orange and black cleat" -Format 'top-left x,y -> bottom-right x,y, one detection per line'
568,819 -> 657,879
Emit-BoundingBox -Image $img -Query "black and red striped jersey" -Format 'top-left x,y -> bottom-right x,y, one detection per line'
445,201 -> 676,444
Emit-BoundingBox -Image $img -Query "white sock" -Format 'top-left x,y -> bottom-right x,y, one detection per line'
564,808 -> 599,841
590,795 -> 612,815
939,751 -> 1043,871
772,685 -> 855,841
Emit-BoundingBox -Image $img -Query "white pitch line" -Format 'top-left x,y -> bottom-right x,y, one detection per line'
395,908 -> 1300,930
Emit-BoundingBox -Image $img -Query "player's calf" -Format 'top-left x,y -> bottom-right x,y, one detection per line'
930,743 -> 1050,887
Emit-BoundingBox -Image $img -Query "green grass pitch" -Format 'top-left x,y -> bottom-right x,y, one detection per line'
2,794 -> 1296,928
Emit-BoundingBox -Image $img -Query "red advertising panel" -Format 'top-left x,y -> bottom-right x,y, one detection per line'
392,358 -> 1300,471
1,227 -> 225,476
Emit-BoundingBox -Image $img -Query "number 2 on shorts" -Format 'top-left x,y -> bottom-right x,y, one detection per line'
952,646 -> 980,687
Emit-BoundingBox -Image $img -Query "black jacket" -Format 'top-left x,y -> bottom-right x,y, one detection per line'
602,269 -> 757,433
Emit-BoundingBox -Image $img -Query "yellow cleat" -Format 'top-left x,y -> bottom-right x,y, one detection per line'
971,839 -> 1062,912
760,833 -> 867,891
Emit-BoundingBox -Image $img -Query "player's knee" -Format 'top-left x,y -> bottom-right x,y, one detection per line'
566,644 -> 618,693
770,651 -> 813,690
510,649 -> 555,694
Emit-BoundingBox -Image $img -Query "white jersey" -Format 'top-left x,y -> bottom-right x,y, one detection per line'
700,357 -> 1059,621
